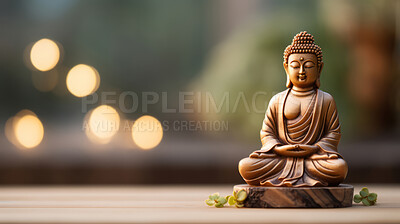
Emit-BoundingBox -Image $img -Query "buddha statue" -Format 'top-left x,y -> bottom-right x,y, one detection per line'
238,31 -> 348,187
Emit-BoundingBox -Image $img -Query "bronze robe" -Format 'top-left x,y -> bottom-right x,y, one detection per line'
239,89 -> 348,187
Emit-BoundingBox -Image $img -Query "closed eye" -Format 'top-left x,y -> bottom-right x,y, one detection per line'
290,62 -> 300,68
304,61 -> 315,68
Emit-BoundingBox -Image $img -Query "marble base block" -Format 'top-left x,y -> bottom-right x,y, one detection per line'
233,184 -> 353,208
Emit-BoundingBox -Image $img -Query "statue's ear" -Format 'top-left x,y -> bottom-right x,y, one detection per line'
315,62 -> 323,88
283,61 -> 289,74
283,62 -> 292,88
318,62 -> 324,74
315,78 -> 320,88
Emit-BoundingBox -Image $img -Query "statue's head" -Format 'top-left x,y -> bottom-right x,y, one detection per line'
283,31 -> 323,89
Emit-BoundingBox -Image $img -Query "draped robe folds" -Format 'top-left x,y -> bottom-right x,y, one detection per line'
238,89 -> 348,187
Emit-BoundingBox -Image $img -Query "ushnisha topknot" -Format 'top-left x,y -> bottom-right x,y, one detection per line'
283,31 -> 323,67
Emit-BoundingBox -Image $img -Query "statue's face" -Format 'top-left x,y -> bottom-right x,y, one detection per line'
285,53 -> 321,88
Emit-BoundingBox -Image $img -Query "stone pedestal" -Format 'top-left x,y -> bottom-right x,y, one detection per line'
233,184 -> 353,208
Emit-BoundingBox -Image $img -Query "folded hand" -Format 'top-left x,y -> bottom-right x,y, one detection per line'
274,144 -> 318,157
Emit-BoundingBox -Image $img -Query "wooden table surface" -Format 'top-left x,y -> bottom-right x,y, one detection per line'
0,185 -> 399,224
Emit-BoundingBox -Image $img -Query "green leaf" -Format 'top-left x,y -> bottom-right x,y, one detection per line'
233,190 -> 237,198
368,193 -> 377,202
205,199 -> 215,206
369,200 -> 375,206
354,194 -> 362,203
215,202 -> 224,208
235,203 -> 244,208
209,193 -> 220,201
360,188 -> 369,197
362,198 -> 371,206
217,196 -> 227,205
228,196 -> 237,205
237,190 -> 247,202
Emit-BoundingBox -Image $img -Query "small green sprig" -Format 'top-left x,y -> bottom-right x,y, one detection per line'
205,192 -> 228,208
354,187 -> 377,206
205,190 -> 247,208
227,189 -> 247,208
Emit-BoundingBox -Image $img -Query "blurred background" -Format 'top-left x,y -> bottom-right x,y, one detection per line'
0,0 -> 399,184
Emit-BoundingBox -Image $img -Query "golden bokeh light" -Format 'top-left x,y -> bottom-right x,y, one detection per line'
66,64 -> 100,97
132,115 -> 163,150
5,110 -> 44,149
30,38 -> 60,71
15,115 -> 44,148
85,105 -> 120,144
